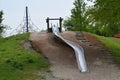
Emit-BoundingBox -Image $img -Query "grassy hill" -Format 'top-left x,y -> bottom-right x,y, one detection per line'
0,33 -> 49,80
0,32 -> 120,80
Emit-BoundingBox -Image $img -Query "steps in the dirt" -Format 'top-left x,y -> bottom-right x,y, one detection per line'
76,32 -> 116,65
99,49 -> 116,64
76,37 -> 86,40
102,56 -> 114,60
76,32 -> 85,39
81,40 -> 89,42
76,32 -> 84,36
76,32 -> 99,47
103,60 -> 116,64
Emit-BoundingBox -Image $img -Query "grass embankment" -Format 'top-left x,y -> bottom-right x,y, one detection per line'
0,33 -> 49,80
90,33 -> 120,63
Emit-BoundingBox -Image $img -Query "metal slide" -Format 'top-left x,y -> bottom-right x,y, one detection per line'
52,26 -> 88,72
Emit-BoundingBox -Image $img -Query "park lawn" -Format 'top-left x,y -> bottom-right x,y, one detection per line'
0,33 -> 49,80
90,33 -> 120,63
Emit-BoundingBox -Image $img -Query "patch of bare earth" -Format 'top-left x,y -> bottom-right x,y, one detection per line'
30,31 -> 120,80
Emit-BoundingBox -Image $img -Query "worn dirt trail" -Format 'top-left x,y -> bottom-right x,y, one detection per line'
30,31 -> 120,80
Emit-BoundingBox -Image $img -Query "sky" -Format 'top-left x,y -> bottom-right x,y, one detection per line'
0,0 -> 93,36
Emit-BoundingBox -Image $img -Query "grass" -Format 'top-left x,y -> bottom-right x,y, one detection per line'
89,33 -> 120,63
0,33 -> 49,80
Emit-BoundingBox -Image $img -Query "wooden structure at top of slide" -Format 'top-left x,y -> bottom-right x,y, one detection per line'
46,17 -> 63,32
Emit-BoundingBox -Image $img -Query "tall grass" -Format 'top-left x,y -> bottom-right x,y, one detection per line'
0,33 -> 49,80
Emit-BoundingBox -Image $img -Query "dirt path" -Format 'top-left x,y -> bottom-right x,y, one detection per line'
30,31 -> 120,80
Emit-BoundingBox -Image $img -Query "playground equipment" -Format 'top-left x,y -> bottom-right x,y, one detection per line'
52,26 -> 88,72
46,17 -> 63,32
46,17 -> 88,72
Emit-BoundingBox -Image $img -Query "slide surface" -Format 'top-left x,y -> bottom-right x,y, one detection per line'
52,26 -> 88,72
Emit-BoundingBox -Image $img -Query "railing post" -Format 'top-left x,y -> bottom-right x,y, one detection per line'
26,6 -> 29,32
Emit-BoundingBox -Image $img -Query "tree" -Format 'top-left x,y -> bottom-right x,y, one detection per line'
64,0 -> 87,31
91,0 -> 120,36
94,0 -> 120,23
0,11 -> 4,37
63,17 -> 74,31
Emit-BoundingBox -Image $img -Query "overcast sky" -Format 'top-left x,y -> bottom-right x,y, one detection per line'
0,0 -> 74,30
0,0 -> 93,36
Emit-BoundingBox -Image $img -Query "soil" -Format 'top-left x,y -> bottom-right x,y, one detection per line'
30,31 -> 120,80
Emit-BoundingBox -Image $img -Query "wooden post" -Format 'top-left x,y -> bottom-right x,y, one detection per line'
59,17 -> 63,32
46,17 -> 49,32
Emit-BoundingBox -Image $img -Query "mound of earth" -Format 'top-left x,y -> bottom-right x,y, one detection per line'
30,31 -> 120,80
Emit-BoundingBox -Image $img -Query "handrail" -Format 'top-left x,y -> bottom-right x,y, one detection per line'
52,26 -> 88,72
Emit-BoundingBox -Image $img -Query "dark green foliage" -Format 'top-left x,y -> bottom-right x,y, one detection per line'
87,0 -> 120,36
94,0 -> 120,24
0,11 -> 3,23
64,0 -> 87,31
64,0 -> 120,36
11,60 -> 24,70
26,57 -> 34,63
0,11 -> 4,37
64,17 -> 74,30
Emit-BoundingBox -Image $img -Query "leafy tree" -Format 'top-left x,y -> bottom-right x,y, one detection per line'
91,0 -> 120,36
64,0 -> 87,31
0,11 -> 4,37
94,0 -> 120,23
64,0 -> 120,36
63,17 -> 74,31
